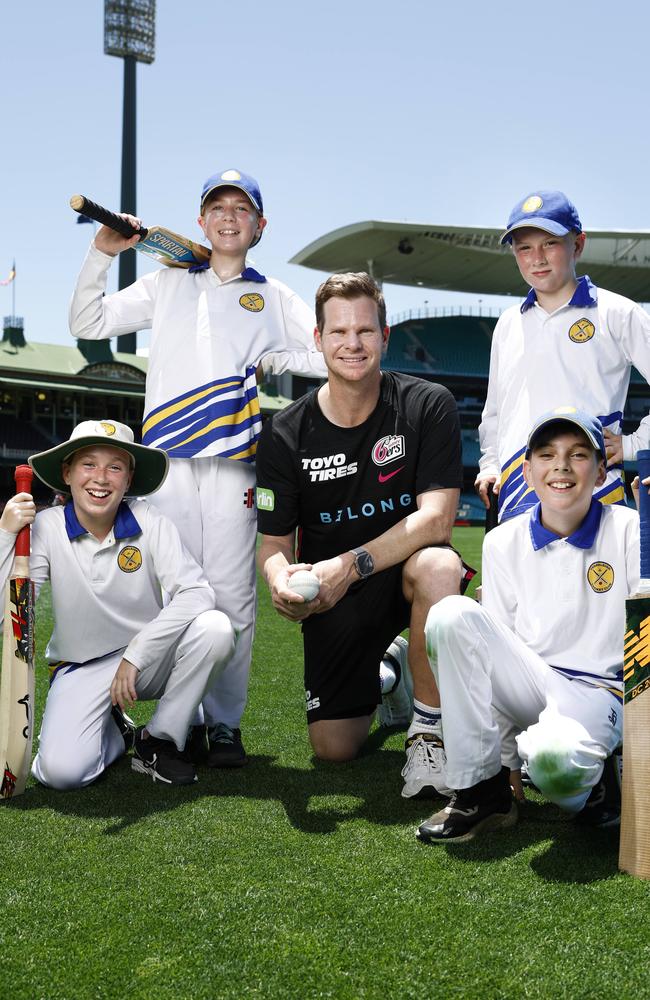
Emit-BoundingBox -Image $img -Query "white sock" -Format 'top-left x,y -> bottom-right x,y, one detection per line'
407,699 -> 442,739
379,659 -> 398,695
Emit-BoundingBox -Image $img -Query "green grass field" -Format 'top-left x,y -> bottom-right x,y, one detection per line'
0,526 -> 648,999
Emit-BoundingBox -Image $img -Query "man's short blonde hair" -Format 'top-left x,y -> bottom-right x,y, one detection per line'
315,272 -> 386,332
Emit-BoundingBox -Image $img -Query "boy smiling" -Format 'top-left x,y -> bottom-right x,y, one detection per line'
419,408 -> 641,843
0,420 -> 235,789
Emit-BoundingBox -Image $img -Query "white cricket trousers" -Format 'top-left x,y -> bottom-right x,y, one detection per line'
149,455 -> 257,728
425,596 -> 622,812
32,609 -> 235,790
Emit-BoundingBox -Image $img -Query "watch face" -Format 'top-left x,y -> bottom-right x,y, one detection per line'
355,549 -> 374,578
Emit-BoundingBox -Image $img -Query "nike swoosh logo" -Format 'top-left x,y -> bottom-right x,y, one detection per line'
378,467 -> 404,483
447,805 -> 478,818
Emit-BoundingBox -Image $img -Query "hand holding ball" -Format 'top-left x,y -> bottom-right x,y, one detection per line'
289,570 -> 320,602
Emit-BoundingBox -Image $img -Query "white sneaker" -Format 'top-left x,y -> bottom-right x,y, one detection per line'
377,635 -> 413,728
401,731 -> 452,798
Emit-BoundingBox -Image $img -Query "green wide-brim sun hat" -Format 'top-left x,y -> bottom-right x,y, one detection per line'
29,419 -> 169,497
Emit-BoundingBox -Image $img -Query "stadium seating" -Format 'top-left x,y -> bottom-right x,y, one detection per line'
461,429 -> 481,467
0,414 -> 53,455
385,316 -> 495,378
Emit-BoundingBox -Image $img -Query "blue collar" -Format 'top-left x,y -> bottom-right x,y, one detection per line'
64,500 -> 142,541
188,260 -> 267,283
520,274 -> 598,313
529,497 -> 603,551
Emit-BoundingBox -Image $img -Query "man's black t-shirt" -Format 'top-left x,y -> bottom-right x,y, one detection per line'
255,371 -> 462,563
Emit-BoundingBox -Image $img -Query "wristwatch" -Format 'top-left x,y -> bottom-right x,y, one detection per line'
350,546 -> 375,580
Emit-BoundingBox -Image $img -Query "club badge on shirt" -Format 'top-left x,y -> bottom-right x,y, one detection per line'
371,435 -> 405,484
372,435 -> 405,466
568,318 -> 595,343
587,561 -> 614,593
240,293 -> 264,313
118,545 -> 142,573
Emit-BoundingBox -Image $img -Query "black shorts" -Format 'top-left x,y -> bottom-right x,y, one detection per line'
302,565 -> 409,723
301,544 -> 474,723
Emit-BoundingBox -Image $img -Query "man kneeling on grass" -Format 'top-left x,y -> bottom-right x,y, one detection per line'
256,272 -> 469,775
418,408 -> 642,843
0,420 -> 235,789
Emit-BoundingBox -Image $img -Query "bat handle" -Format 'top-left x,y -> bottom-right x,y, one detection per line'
485,487 -> 499,533
14,465 -> 33,559
638,450 -> 650,581
69,194 -> 149,241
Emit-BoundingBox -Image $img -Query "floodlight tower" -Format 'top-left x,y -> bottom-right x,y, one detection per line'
104,0 -> 155,354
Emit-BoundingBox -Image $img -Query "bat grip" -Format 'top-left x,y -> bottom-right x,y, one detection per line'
639,450 -> 650,580
485,488 -> 499,533
69,195 -> 149,240
14,464 -> 32,559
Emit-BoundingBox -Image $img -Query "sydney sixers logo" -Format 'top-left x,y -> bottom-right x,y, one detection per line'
372,435 -> 405,482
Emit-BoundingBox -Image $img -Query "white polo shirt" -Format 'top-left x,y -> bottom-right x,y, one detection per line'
0,500 -> 215,670
481,500 -> 640,694
69,245 -> 326,463
478,277 -> 650,519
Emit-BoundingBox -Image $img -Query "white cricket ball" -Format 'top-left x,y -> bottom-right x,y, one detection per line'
289,570 -> 320,601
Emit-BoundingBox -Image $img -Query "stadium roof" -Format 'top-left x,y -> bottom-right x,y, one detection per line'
0,340 -> 147,378
290,221 -> 650,300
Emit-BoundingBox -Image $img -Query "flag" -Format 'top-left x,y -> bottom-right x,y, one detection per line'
76,214 -> 94,225
0,261 -> 15,286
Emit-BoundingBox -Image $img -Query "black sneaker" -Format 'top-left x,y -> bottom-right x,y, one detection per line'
575,750 -> 621,829
187,724 -> 209,765
417,766 -> 517,843
111,704 -> 136,752
132,727 -> 197,785
207,723 -> 247,768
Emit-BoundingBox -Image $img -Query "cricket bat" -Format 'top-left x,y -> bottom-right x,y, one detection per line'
70,194 -> 211,269
619,449 -> 650,877
0,465 -> 35,799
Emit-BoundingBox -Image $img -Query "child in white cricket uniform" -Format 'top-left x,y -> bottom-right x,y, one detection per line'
420,408 -> 640,843
476,190 -> 650,521
0,420 -> 235,789
69,170 -> 325,766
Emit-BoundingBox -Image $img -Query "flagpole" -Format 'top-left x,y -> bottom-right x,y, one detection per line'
12,260 -> 15,321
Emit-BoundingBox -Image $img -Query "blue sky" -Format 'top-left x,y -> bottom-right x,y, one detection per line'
3,0 -> 650,347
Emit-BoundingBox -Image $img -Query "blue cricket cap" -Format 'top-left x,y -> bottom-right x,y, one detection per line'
200,169 -> 263,215
526,407 -> 606,462
500,190 -> 582,245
